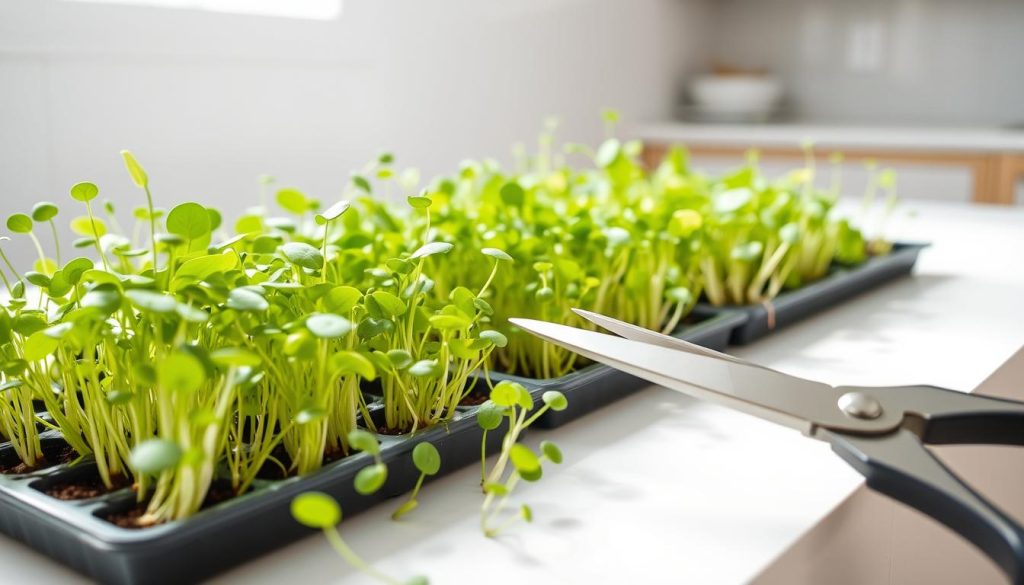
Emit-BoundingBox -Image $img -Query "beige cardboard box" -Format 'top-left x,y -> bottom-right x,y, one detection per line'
752,347 -> 1024,585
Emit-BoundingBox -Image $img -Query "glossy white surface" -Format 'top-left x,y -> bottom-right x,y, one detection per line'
2,199 -> 1024,584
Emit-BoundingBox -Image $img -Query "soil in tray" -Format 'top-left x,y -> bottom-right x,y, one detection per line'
0,441 -> 76,475
105,482 -> 250,529
45,473 -> 131,500
459,390 -> 489,406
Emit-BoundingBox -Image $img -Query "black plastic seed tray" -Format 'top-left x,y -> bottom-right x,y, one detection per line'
705,242 -> 929,345
486,306 -> 748,429
0,403 -> 507,585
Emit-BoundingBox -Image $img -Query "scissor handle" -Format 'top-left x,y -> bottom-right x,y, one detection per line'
823,427 -> 1024,584
863,384 -> 1024,446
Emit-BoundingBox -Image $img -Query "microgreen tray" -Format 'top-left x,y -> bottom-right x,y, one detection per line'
707,242 -> 929,345
0,402 -> 508,585
485,306 -> 748,429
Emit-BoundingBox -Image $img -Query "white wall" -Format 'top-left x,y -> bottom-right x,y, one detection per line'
0,0 -> 707,266
706,0 -> 1024,126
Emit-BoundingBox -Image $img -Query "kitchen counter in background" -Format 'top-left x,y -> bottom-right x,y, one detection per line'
633,123 -> 1024,205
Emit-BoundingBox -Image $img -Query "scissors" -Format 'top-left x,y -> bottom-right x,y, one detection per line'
510,309 -> 1024,585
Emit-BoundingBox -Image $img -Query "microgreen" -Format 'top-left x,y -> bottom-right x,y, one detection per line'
292,492 -> 428,585
477,382 -> 567,536
392,441 -> 440,520
0,116 -> 886,535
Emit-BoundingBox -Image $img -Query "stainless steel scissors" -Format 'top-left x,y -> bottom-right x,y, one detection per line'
510,309 -> 1024,585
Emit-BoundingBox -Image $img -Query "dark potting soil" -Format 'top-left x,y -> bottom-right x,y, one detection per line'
459,391 -> 489,406
105,483 -> 249,529
0,444 -> 76,475
45,473 -> 131,500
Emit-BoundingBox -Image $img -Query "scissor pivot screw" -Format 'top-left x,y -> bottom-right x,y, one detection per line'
838,391 -> 883,420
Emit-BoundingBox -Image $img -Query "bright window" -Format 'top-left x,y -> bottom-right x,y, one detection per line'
64,0 -> 342,20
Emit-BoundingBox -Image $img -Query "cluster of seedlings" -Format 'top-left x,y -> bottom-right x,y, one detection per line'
0,114 -> 896,583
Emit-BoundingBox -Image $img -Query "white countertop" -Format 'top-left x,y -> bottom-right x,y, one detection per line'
4,200 -> 1024,584
633,123 -> 1024,153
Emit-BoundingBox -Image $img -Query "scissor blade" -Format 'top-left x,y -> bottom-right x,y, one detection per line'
510,317 -> 848,435
571,308 -> 810,380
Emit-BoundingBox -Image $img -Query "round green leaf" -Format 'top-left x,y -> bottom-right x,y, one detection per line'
322,286 -> 362,313
166,202 -> 211,239
6,214 -> 32,234
410,242 -> 453,260
490,381 -> 522,407
24,271 -> 50,287
281,242 -> 324,270
81,284 -> 122,314
176,303 -> 211,323
542,390 -> 568,411
129,439 -> 182,475
369,291 -> 406,317
31,202 -> 58,222
520,466 -> 543,482
356,317 -> 393,338
412,442 -> 441,476
125,289 -> 177,313
159,350 -> 206,394
499,182 -> 524,207
408,359 -> 441,378
306,313 -> 353,339
481,247 -> 513,262
276,188 -> 310,214
780,222 -> 801,244
291,492 -> 341,529
354,463 -> 387,495
666,287 -> 693,305
347,429 -> 379,456
509,444 -> 540,474
351,175 -> 372,194
429,313 -> 470,330
70,181 -> 100,202
315,200 -> 351,225
23,330 -> 59,361
476,401 -> 505,431
330,351 -> 376,380
227,288 -> 269,312
284,331 -> 317,360
540,440 -> 563,464
172,252 -> 238,289
62,257 -> 93,285
407,196 -> 432,209
385,349 -> 412,369
479,330 -> 507,348
207,208 -> 222,231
